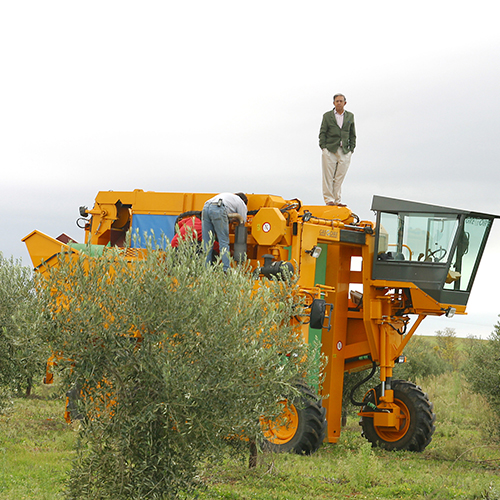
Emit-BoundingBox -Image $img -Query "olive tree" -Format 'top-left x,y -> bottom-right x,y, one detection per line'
0,252 -> 47,401
39,241 -> 318,499
436,327 -> 459,370
463,318 -> 500,418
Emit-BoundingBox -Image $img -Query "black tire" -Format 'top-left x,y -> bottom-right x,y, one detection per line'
261,382 -> 327,455
360,379 -> 436,452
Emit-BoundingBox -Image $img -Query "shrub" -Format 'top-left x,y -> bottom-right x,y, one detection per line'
38,242 -> 320,499
436,327 -> 460,370
463,318 -> 500,418
393,335 -> 451,381
0,252 -> 48,401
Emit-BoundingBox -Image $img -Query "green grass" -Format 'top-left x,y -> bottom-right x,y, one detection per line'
1,373 -> 500,499
0,384 -> 76,500
196,423 -> 500,500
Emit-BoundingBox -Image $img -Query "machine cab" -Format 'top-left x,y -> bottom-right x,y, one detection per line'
371,196 -> 497,307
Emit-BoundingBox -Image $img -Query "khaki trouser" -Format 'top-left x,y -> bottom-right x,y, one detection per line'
321,147 -> 352,204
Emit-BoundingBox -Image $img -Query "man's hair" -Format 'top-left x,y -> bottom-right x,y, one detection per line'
235,192 -> 248,205
333,93 -> 346,101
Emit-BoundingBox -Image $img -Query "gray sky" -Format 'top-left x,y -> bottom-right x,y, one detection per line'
2,1 -> 500,338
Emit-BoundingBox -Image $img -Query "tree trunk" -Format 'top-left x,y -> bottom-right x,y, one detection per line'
26,377 -> 33,397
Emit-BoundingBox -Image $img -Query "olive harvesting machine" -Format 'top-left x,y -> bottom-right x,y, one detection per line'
23,190 -> 498,453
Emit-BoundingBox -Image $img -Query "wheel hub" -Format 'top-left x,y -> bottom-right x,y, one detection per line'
373,399 -> 410,442
260,401 -> 299,444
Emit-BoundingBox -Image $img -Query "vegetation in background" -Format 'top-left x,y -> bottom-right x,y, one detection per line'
0,252 -> 48,405
436,327 -> 460,370
393,334 -> 451,382
37,241 -> 322,499
464,317 -> 500,422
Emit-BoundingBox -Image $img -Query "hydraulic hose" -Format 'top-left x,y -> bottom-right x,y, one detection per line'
349,361 -> 377,407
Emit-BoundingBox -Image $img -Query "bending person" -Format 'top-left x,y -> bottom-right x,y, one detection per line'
201,192 -> 248,271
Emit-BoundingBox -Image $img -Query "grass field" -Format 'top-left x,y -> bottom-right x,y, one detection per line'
1,373 -> 500,499
0,384 -> 75,500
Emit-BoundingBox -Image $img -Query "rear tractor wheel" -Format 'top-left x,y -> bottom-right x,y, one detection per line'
260,383 -> 327,455
359,379 -> 435,452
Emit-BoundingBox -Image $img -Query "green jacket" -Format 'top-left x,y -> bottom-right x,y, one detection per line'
319,110 -> 356,154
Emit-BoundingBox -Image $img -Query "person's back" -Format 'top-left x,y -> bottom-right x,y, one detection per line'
202,192 -> 248,271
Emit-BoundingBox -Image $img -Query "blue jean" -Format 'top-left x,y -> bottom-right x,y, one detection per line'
202,202 -> 230,271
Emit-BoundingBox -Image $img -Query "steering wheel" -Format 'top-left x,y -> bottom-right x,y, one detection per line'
427,247 -> 447,262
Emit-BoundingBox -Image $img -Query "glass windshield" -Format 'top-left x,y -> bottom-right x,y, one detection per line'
377,212 -> 459,263
444,216 -> 492,291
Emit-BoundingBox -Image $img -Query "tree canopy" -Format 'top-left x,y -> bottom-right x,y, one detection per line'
0,252 -> 48,401
38,242 -> 320,499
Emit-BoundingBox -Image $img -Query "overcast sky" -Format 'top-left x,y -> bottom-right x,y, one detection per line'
1,1 -> 500,338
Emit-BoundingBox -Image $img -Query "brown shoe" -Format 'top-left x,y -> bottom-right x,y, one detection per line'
326,202 -> 336,206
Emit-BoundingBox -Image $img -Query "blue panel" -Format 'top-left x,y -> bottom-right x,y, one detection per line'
131,214 -> 177,249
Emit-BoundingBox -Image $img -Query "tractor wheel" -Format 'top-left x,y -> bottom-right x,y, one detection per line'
260,382 -> 327,455
360,379 -> 436,452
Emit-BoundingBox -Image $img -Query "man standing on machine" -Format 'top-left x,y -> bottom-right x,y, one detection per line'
319,94 -> 356,207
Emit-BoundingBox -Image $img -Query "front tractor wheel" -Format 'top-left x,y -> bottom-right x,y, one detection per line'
260,383 -> 327,455
359,380 -> 435,452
